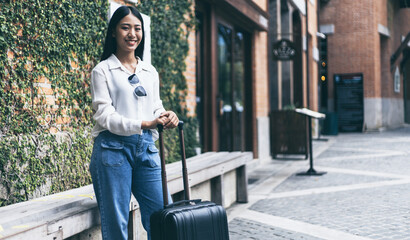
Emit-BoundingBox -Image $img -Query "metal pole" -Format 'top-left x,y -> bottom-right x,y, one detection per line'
297,0 -> 326,176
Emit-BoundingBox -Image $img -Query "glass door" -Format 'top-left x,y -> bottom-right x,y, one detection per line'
217,23 -> 246,151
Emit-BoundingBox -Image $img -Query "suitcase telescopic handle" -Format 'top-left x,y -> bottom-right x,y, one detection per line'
157,121 -> 191,208
178,121 -> 191,201
157,124 -> 169,207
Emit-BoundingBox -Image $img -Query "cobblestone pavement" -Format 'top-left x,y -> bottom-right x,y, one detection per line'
227,126 -> 410,240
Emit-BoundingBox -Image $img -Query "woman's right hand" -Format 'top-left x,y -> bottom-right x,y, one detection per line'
141,116 -> 168,130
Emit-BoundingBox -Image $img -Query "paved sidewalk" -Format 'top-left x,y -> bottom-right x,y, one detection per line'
227,126 -> 410,240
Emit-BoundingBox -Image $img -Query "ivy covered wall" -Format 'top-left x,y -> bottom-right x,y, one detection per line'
0,0 -> 197,206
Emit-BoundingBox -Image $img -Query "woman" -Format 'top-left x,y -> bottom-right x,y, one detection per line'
90,6 -> 178,240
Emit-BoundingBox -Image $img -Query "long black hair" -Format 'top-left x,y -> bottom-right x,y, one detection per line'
100,6 -> 145,61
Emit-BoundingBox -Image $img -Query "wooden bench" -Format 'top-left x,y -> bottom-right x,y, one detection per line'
0,151 -> 252,240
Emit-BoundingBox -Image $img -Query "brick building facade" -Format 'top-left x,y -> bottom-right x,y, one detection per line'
193,0 -> 269,159
192,0 -> 321,159
319,0 -> 410,131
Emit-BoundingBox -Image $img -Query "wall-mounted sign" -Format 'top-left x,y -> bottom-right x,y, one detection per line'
272,39 -> 297,61
334,73 -> 364,132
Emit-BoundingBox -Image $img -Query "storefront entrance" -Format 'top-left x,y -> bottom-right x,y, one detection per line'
196,1 -> 254,152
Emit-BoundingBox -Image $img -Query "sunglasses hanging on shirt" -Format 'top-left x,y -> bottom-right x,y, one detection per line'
128,74 -> 147,97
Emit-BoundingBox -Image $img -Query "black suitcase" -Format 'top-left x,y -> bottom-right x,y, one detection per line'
150,121 -> 230,240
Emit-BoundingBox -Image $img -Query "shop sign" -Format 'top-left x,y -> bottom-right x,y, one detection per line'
272,39 -> 297,61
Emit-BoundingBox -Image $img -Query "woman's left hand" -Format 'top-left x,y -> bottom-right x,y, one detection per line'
160,111 -> 179,129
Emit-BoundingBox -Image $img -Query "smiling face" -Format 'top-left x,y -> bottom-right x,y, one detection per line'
113,13 -> 143,56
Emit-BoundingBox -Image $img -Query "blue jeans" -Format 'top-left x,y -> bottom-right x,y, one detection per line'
90,130 -> 171,240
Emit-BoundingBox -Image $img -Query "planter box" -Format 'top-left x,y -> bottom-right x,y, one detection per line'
270,110 -> 308,159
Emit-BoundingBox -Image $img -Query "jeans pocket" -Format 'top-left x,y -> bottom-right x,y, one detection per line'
101,140 -> 125,167
141,144 -> 160,168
